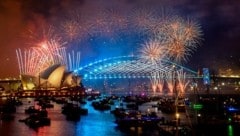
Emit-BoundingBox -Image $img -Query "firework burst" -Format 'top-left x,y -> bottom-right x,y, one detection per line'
130,7 -> 158,36
61,11 -> 91,44
162,17 -> 202,62
87,10 -> 110,36
184,18 -> 203,46
17,31 -> 67,75
61,20 -> 80,41
104,8 -> 129,32
139,39 -> 167,63
16,41 -> 80,76
33,40 -> 66,64
22,25 -> 62,46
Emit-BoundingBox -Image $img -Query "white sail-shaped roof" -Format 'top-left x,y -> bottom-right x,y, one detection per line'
47,65 -> 66,88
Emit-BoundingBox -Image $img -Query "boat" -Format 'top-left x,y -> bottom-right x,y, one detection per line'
19,114 -> 50,128
116,116 -> 164,128
62,103 -> 88,121
115,110 -> 164,128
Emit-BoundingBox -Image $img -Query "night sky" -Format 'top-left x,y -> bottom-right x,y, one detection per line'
0,0 -> 240,78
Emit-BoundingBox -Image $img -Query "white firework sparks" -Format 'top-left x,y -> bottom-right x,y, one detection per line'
176,69 -> 190,95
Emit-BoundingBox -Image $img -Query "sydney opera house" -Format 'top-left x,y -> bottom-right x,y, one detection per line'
0,63 -> 85,97
1,44 -> 87,97
0,64 -> 86,97
20,64 -> 84,92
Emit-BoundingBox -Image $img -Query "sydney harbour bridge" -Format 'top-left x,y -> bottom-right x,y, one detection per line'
75,55 -> 198,80
0,55 -> 202,97
72,55 -> 202,96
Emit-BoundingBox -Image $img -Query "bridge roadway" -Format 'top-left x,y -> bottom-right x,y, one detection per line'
0,89 -> 86,98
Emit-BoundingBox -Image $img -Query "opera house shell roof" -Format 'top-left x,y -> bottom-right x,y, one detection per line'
20,64 -> 81,90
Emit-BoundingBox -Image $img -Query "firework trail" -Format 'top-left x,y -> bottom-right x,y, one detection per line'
16,42 -> 81,76
67,50 -> 81,71
166,70 -> 175,94
150,71 -> 165,93
150,72 -> 158,93
176,69 -> 190,95
156,71 -> 165,93
17,22 -> 85,76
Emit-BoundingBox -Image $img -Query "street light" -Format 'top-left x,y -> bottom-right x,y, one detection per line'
176,113 -> 180,118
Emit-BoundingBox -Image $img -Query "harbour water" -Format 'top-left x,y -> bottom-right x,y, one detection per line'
1,96 -> 240,136
0,98 -> 159,136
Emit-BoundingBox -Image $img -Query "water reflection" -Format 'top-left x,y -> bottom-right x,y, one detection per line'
2,97 -> 240,136
76,102 -> 124,136
228,125 -> 234,136
0,98 -> 126,136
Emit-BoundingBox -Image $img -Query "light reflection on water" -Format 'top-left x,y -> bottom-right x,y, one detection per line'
75,102 -> 125,136
0,98 -> 127,136
3,98 -> 238,136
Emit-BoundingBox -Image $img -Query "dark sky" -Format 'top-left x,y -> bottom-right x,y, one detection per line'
0,0 -> 240,78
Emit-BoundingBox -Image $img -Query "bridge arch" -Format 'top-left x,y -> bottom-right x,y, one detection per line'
74,55 -> 198,80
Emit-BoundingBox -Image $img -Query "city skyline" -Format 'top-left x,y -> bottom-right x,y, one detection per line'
0,0 -> 240,78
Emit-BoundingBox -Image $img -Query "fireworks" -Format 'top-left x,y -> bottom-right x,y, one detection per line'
150,71 -> 165,93
163,17 -> 202,62
84,8 -> 129,43
15,4 -> 202,96
18,24 -> 78,75
67,51 -> 81,71
177,69 -> 190,94
156,71 -> 165,93
104,8 -> 128,32
22,25 -> 62,47
61,20 -> 80,41
87,10 -> 110,36
16,49 -> 36,75
61,11 -> 91,43
140,39 -> 167,63
35,40 -> 66,65
17,29 -> 81,76
58,5 -> 202,59
165,71 -> 175,93
16,45 -> 81,76
16,39 -> 66,75
130,7 -> 158,36
139,15 -> 202,63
